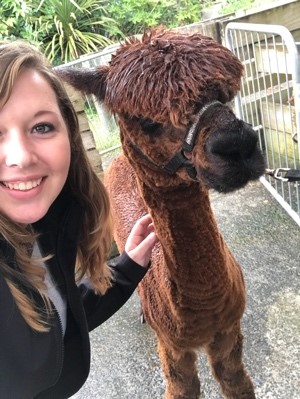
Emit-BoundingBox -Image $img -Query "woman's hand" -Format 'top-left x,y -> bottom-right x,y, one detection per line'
125,214 -> 158,268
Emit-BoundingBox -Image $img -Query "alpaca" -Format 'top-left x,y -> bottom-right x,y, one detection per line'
59,29 -> 265,399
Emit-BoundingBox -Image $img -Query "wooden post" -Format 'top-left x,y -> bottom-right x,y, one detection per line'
64,83 -> 104,176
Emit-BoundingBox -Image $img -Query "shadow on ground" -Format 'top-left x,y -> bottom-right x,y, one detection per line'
72,180 -> 300,399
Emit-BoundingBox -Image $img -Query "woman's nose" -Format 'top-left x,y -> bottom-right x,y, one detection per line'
4,131 -> 37,168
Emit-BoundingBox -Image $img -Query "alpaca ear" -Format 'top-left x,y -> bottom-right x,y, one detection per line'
56,66 -> 109,102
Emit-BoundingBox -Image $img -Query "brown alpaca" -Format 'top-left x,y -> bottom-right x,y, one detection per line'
59,29 -> 265,399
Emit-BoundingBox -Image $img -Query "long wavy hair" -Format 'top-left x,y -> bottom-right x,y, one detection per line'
0,41 -> 113,331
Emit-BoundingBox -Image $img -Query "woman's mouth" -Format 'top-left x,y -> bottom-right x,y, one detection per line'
1,178 -> 43,191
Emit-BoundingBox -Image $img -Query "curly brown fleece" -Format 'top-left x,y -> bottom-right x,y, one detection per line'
59,29 -> 265,399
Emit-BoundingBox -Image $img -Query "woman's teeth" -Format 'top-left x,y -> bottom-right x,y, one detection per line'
3,178 -> 42,191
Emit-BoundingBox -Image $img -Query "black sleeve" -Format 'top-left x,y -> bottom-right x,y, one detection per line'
78,252 -> 149,332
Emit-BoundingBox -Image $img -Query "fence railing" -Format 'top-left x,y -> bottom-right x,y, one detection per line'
225,22 -> 300,226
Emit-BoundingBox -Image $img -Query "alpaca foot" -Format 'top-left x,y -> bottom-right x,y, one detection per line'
224,395 -> 255,399
165,392 -> 201,399
164,380 -> 201,399
223,386 -> 256,399
222,386 -> 256,398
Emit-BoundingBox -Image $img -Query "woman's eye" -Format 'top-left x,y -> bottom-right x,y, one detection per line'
33,123 -> 54,134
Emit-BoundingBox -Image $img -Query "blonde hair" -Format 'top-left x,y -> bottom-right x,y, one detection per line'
0,40 -> 113,331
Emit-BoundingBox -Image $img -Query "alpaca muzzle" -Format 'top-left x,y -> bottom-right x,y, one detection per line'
207,120 -> 259,160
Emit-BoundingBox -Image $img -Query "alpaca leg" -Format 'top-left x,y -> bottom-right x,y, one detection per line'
205,322 -> 255,399
157,338 -> 200,399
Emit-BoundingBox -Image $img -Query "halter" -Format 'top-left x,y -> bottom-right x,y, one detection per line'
129,100 -> 222,180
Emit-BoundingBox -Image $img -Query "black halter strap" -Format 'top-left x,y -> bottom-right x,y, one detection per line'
130,100 -> 222,179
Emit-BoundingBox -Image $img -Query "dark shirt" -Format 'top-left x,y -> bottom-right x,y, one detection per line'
0,190 -> 148,398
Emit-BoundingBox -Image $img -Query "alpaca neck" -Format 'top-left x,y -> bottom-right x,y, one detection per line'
139,180 -> 230,288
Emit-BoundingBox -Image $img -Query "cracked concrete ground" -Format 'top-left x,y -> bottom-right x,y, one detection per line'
72,180 -> 300,399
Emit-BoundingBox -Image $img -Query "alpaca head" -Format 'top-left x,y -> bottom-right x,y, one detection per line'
58,29 -> 265,192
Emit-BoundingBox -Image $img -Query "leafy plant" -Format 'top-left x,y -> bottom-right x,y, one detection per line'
33,0 -> 120,63
0,0 -> 38,42
219,0 -> 255,15
105,0 -> 207,38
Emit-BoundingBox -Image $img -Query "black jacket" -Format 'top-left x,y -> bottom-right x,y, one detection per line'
0,191 -> 148,398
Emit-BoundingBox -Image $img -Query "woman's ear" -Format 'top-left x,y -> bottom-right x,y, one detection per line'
57,65 -> 109,102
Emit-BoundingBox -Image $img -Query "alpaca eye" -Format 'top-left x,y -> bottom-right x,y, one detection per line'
140,118 -> 161,134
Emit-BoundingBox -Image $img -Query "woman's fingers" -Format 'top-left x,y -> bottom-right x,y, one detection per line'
125,214 -> 158,267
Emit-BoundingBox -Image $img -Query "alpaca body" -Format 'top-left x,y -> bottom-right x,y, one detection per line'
106,154 -> 251,398
59,29 -> 265,398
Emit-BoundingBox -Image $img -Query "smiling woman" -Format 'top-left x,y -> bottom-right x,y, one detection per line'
0,40 -> 157,399
0,68 -> 71,224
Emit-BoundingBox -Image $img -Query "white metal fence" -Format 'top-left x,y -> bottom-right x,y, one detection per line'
225,22 -> 300,226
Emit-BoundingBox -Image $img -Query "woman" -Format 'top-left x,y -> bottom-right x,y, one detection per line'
0,40 -> 157,398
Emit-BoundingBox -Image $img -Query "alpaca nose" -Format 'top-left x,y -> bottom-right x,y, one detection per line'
207,122 -> 259,160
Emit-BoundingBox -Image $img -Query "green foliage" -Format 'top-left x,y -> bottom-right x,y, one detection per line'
32,0 -> 120,64
105,0 -> 207,38
0,0 -> 38,42
0,0 -> 266,64
0,0 -> 120,64
219,0 -> 255,15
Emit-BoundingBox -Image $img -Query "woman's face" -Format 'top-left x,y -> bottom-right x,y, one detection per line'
0,68 -> 71,224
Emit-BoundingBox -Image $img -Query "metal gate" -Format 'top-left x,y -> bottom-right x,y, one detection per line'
225,22 -> 300,226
